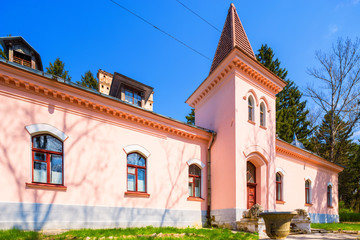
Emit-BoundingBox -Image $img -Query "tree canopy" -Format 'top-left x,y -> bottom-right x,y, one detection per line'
306,38 -> 360,162
185,108 -> 195,125
256,44 -> 312,144
77,70 -> 98,90
46,58 -> 71,81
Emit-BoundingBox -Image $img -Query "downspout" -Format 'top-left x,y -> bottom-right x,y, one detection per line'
207,131 -> 216,226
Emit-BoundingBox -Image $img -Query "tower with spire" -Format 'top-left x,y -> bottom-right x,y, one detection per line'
186,3 -> 287,228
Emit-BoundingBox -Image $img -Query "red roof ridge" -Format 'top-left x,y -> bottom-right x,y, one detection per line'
209,3 -> 255,74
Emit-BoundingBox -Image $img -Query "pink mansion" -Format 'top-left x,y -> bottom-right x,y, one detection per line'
0,4 -> 342,230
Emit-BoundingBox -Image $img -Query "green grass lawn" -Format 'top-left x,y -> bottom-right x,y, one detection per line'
311,222 -> 360,231
0,227 -> 258,240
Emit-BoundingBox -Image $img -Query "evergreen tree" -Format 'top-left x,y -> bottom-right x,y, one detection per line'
46,58 -> 71,81
77,70 -> 98,90
310,111 -> 353,164
185,108 -> 195,125
310,111 -> 359,209
256,44 -> 312,144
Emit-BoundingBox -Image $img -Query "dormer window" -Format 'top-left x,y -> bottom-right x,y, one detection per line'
13,51 -> 31,68
125,88 -> 142,107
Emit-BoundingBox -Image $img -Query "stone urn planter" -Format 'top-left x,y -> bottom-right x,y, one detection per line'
259,211 -> 297,239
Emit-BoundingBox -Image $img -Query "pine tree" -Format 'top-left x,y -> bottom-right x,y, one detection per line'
77,70 -> 98,90
256,44 -> 312,144
46,58 -> 71,81
310,111 -> 359,209
185,108 -> 195,125
311,111 -> 353,164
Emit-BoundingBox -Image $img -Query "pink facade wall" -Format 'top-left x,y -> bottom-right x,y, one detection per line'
0,64 -> 211,229
195,73 -> 236,211
234,70 -> 277,212
275,152 -> 339,216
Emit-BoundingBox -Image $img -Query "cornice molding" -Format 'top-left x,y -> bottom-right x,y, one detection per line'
0,68 -> 211,142
275,139 -> 343,173
187,49 -> 285,108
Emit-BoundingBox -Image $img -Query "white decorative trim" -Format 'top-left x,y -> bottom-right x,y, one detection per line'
25,123 -> 68,141
305,176 -> 313,183
187,159 -> 205,169
187,159 -> 205,198
123,144 -> 150,158
276,167 -> 286,176
327,182 -> 333,187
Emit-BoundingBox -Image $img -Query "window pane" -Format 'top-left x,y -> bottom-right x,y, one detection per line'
277,183 -> 281,200
125,89 -> 133,103
33,135 -> 62,152
137,169 -> 145,192
50,155 -> 62,184
34,162 -> 47,183
135,93 -> 142,106
34,152 -> 46,161
260,112 -> 264,126
195,177 -> 201,197
137,155 -> 145,167
128,167 -> 135,174
189,177 -> 194,197
127,174 -> 135,191
276,173 -> 281,182
189,165 -> 201,176
127,153 -> 145,166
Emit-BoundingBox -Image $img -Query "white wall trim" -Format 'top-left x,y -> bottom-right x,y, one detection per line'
123,144 -> 150,158
187,158 -> 205,169
25,123 -> 68,141
276,167 -> 286,176
187,158 -> 205,198
305,176 -> 313,183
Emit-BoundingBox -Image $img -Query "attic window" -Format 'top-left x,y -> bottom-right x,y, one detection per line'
125,88 -> 142,107
13,51 -> 31,68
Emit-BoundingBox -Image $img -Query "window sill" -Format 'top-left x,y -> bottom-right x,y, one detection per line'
327,206 -> 333,208
124,192 -> 150,198
248,120 -> 256,125
260,125 -> 267,130
187,197 -> 205,202
276,200 -> 285,204
305,203 -> 313,207
25,182 -> 67,191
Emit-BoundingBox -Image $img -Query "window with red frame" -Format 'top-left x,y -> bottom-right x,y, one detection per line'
305,180 -> 311,204
276,172 -> 282,201
32,134 -> 63,185
189,165 -> 201,198
327,185 -> 332,207
127,153 -> 146,192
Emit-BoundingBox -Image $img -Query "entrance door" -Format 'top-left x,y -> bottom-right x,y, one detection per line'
247,162 -> 257,209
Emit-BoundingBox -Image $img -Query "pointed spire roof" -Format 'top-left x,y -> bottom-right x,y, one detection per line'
209,3 -> 255,74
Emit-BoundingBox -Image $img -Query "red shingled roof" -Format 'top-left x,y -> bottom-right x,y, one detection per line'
209,3 -> 255,74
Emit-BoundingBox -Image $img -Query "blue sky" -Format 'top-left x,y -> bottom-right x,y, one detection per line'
2,0 -> 360,123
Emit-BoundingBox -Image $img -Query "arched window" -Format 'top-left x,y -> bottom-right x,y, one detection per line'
247,162 -> 256,183
248,96 -> 254,121
276,172 -> 282,201
260,102 -> 266,127
327,185 -> 333,207
127,152 -> 146,192
32,134 -> 63,185
189,164 -> 201,198
305,180 -> 311,204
